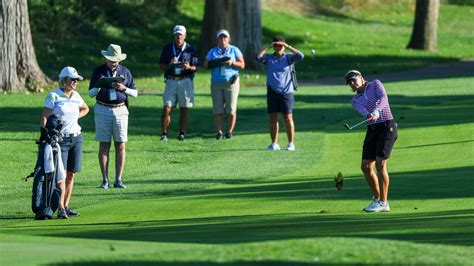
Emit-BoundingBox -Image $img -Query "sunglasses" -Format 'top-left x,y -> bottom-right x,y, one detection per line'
69,78 -> 79,82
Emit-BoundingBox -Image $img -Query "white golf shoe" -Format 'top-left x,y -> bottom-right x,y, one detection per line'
267,143 -> 281,151
363,197 -> 379,212
365,200 -> 390,212
286,143 -> 296,151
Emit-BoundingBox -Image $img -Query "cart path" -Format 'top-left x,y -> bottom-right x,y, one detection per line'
306,58 -> 474,86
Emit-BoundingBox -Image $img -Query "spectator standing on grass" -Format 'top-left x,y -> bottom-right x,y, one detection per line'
89,44 -> 138,189
256,35 -> 303,151
345,70 -> 398,212
159,25 -> 199,142
41,66 -> 89,219
204,29 -> 245,140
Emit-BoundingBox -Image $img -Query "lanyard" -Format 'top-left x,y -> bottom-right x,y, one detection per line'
172,42 -> 186,60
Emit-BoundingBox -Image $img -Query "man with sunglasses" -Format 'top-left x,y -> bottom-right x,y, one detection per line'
41,66 -> 89,219
89,44 -> 138,189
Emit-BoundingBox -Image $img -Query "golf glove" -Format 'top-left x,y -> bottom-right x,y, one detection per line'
370,109 -> 380,119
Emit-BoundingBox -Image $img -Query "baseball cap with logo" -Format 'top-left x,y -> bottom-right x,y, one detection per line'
58,66 -> 83,80
173,25 -> 186,35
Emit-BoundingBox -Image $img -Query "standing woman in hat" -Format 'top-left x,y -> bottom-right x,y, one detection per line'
89,44 -> 138,189
204,29 -> 245,139
41,66 -> 89,219
344,70 -> 398,212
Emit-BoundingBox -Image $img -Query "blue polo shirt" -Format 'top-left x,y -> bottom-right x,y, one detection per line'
257,52 -> 304,94
206,45 -> 243,83
88,64 -> 136,104
159,42 -> 198,78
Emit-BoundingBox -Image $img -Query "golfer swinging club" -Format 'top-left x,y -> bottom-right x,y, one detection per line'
345,70 -> 398,212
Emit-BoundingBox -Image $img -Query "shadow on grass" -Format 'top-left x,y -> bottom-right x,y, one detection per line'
50,260 -> 345,266
8,167 -> 474,246
19,208 -> 474,247
1,94 -> 473,135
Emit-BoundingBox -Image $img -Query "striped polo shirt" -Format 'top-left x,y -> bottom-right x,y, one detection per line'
351,79 -> 393,125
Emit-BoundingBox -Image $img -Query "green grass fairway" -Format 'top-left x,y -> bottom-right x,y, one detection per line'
1,77 -> 473,265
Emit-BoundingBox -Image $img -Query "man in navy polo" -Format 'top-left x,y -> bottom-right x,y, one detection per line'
159,25 -> 199,141
89,44 -> 138,189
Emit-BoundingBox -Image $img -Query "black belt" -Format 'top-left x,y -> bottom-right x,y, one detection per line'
369,120 -> 395,129
167,76 -> 190,80
97,101 -> 125,108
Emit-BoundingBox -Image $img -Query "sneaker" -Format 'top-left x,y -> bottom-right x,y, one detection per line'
216,132 -> 223,140
267,143 -> 281,151
365,200 -> 390,212
286,143 -> 296,151
57,208 -> 69,219
225,132 -> 233,139
370,201 -> 390,212
65,207 -> 80,217
100,179 -> 109,189
178,133 -> 185,141
363,197 -> 379,212
114,179 -> 127,189
160,134 -> 168,142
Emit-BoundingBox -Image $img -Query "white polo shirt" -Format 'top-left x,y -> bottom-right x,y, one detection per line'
44,88 -> 85,135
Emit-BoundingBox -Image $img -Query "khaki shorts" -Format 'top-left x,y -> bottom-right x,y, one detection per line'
211,77 -> 240,114
163,78 -> 194,108
94,104 -> 129,142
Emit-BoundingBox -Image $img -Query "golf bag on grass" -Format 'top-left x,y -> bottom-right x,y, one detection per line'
25,114 -> 64,220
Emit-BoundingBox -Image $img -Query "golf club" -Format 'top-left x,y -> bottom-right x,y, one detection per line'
344,119 -> 369,130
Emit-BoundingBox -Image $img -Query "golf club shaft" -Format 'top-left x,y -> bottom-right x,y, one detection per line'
350,119 -> 369,129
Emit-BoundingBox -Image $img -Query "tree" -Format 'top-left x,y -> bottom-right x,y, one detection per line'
1,0 -> 52,93
199,0 -> 262,69
407,0 -> 440,51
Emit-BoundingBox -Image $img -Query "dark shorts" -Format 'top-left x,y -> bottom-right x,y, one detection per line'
59,134 -> 83,173
267,86 -> 294,114
362,120 -> 398,160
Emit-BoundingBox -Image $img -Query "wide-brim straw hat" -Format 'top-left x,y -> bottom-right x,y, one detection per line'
101,44 -> 127,62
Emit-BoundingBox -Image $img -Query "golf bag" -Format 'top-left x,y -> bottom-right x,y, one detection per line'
287,55 -> 298,91
25,114 -> 64,220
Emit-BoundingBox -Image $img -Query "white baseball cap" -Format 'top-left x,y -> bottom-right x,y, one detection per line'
58,66 -> 83,80
216,29 -> 230,39
173,25 -> 186,35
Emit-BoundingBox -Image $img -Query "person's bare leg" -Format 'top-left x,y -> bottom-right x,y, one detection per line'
269,113 -> 279,144
214,114 -> 223,134
98,142 -> 111,181
63,171 -> 75,207
161,106 -> 173,135
58,181 -> 66,209
375,157 -> 390,202
179,107 -> 188,134
361,159 -> 380,199
282,113 -> 295,144
226,113 -> 236,134
115,142 -> 126,180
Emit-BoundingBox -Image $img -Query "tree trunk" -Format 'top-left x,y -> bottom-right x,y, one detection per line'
406,0 -> 440,51
0,0 -> 52,93
199,0 -> 262,69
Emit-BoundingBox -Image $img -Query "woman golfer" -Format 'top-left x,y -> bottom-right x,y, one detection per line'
345,70 -> 398,212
